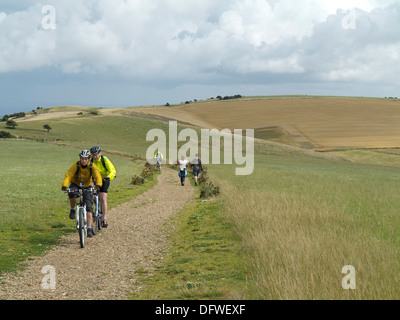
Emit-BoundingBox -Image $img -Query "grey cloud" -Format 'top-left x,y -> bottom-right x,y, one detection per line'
0,0 -> 399,115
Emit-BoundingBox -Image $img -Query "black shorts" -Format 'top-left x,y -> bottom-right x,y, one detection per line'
68,183 -> 94,213
100,178 -> 110,193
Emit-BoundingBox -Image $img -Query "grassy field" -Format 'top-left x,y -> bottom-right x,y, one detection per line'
2,97 -> 400,299
0,115 -> 157,275
205,142 -> 400,299
133,96 -> 400,150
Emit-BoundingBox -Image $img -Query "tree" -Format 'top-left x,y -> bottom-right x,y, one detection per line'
6,119 -> 17,129
43,124 -> 52,132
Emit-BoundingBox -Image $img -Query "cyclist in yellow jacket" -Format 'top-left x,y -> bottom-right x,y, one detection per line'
90,146 -> 117,228
154,151 -> 164,171
62,149 -> 102,238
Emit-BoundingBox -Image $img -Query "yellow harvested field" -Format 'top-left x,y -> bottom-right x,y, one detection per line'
132,97 -> 400,151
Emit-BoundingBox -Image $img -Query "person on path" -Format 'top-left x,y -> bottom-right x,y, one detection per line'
178,155 -> 189,186
190,153 -> 203,186
154,151 -> 164,171
62,149 -> 102,237
90,146 -> 117,228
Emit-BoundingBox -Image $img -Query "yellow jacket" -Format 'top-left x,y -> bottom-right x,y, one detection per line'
92,155 -> 116,181
62,161 -> 103,188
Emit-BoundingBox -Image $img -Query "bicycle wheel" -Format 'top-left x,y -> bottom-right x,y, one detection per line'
95,194 -> 102,232
98,211 -> 103,231
78,207 -> 85,248
92,212 -> 98,235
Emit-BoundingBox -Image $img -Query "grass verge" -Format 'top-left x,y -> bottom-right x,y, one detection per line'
130,194 -> 248,300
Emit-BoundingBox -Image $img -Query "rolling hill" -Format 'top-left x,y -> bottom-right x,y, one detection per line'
125,96 -> 400,151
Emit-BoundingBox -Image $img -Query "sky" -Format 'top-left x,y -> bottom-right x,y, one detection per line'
0,0 -> 399,115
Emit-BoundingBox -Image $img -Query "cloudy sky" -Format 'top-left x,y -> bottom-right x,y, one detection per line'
0,0 -> 399,115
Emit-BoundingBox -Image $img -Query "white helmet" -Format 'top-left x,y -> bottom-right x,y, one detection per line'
79,149 -> 91,158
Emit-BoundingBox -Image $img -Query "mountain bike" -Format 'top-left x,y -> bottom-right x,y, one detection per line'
67,186 -> 95,248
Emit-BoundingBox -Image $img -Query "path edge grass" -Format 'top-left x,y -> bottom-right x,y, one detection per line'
130,183 -> 249,300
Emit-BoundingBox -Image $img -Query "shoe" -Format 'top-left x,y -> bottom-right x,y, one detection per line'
87,228 -> 93,238
195,181 -> 198,186
102,220 -> 108,228
69,208 -> 76,220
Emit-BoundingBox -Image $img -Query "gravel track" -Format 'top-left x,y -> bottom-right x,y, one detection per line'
0,168 -> 194,300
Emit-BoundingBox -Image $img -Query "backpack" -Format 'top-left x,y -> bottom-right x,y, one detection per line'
75,160 -> 93,183
192,158 -> 202,171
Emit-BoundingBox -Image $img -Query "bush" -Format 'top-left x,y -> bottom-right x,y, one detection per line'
200,181 -> 220,199
131,162 -> 158,185
222,94 -> 242,100
131,175 -> 145,185
194,166 -> 220,199
0,131 -> 15,138
9,112 -> 25,118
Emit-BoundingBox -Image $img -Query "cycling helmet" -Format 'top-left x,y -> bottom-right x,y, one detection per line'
79,149 -> 91,158
90,146 -> 101,155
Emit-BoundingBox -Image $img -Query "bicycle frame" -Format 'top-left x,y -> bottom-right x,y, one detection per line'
67,186 -> 94,248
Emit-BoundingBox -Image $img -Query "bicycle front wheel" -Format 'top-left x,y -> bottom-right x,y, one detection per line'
78,207 -> 85,248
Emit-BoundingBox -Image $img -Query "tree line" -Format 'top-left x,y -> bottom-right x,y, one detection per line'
165,94 -> 243,106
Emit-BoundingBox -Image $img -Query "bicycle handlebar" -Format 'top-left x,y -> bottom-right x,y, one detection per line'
65,187 -> 96,193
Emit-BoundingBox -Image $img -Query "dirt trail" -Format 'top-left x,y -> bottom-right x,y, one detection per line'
0,168 -> 194,300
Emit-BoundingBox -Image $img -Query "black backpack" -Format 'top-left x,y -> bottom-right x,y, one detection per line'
75,160 -> 93,182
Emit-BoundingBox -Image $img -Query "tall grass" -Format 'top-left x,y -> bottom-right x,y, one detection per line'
208,143 -> 400,299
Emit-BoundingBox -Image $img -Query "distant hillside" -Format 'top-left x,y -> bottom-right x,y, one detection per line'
130,96 -> 400,151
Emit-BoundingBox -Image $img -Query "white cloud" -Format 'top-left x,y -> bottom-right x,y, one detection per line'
0,0 -> 399,92
0,12 -> 6,23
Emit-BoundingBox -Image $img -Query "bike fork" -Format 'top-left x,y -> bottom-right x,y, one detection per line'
76,206 -> 87,230
76,206 -> 79,229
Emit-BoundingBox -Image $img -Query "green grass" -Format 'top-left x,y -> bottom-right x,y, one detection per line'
0,139 -> 153,275
0,111 -> 193,278
0,113 -> 192,158
204,141 -> 400,299
131,196 -> 247,300
327,149 -> 400,168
